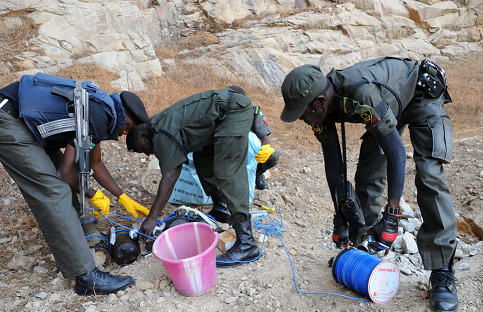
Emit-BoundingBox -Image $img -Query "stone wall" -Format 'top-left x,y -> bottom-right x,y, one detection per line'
1,0 -> 482,90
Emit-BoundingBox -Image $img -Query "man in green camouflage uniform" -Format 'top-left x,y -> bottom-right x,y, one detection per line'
126,86 -> 260,267
280,57 -> 457,312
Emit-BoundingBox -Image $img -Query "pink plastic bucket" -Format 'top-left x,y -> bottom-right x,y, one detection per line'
153,222 -> 219,296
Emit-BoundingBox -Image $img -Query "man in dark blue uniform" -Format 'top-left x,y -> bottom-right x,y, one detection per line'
0,73 -> 149,295
280,57 -> 458,312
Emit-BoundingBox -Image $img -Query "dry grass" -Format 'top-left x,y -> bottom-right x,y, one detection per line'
439,54 -> 483,136
0,14 -> 39,73
54,63 -> 120,94
46,51 -> 483,153
1,24 -> 481,152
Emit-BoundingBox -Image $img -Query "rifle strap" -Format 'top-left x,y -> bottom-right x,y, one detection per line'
341,121 -> 348,201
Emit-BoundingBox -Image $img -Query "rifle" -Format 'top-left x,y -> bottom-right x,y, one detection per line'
334,121 -> 365,229
38,81 -> 94,220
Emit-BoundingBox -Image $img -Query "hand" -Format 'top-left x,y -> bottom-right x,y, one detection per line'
90,189 -> 110,218
118,193 -> 150,218
255,144 -> 275,163
367,207 -> 402,249
332,217 -> 352,249
139,215 -> 157,251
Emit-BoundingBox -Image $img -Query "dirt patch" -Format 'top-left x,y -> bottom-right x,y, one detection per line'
0,130 -> 482,311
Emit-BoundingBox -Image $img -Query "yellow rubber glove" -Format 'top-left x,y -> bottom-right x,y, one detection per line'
118,193 -> 150,219
255,144 -> 275,163
90,189 -> 110,218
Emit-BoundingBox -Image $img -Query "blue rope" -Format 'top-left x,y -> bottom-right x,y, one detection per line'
217,206 -> 370,301
334,248 -> 385,298
89,209 -> 219,242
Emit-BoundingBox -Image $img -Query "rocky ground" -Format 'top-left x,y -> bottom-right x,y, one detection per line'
0,131 -> 482,312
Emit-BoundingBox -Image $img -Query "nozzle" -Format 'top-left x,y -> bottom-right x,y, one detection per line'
358,234 -> 389,255
260,205 -> 275,213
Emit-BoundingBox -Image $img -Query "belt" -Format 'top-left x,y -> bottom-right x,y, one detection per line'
0,96 -> 19,118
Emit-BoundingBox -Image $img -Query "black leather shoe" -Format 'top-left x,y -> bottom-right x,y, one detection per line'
75,268 -> 135,296
429,268 -> 458,312
429,248 -> 459,312
208,192 -> 230,223
255,172 -> 269,190
216,219 -> 260,267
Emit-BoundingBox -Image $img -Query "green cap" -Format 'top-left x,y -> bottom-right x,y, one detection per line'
280,64 -> 328,122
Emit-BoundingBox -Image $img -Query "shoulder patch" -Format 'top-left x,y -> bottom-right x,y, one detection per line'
352,105 -> 379,126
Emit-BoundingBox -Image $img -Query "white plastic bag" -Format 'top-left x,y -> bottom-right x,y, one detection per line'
141,132 -> 261,205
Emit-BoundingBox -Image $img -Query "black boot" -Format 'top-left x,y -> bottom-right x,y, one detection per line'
255,171 -> 269,190
75,268 -> 135,296
208,192 -> 230,223
429,250 -> 458,312
216,219 -> 260,267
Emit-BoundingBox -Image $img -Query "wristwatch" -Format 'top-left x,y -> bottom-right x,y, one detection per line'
384,204 -> 401,215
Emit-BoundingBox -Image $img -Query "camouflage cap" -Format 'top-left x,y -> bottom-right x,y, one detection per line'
280,64 -> 328,122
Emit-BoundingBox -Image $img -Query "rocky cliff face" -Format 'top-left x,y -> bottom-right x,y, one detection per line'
1,0 -> 482,91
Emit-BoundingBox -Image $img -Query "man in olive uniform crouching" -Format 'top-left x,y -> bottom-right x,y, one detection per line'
280,57 -> 458,312
126,86 -> 260,267
204,85 -> 281,224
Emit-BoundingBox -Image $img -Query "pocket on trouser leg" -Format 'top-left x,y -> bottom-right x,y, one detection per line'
214,136 -> 245,178
430,115 -> 453,164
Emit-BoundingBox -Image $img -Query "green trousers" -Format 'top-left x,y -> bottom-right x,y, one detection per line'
351,92 -> 457,270
193,101 -> 253,226
0,111 -> 95,278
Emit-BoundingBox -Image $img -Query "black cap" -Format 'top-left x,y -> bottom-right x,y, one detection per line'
228,85 -> 246,96
120,91 -> 149,125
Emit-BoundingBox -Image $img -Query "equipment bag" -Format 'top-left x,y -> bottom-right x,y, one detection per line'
18,73 -> 119,147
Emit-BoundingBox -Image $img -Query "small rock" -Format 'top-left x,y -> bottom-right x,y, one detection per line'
136,280 -> 154,291
454,249 -> 464,260
7,253 -> 36,270
469,249 -> 478,256
408,218 -> 422,232
399,267 -> 412,275
225,296 -> 238,304
25,245 -> 43,255
0,237 -> 11,244
35,292 -> 48,300
458,263 -> 470,270
106,294 -> 117,303
33,266 -> 48,274
400,220 -> 415,233
294,221 -> 306,228
85,305 -> 96,312
402,232 -> 419,254
159,279 -> 169,290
